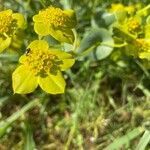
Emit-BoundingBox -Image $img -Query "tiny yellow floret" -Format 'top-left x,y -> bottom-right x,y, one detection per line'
135,39 -> 150,52
0,9 -> 26,53
39,6 -> 71,27
0,10 -> 14,34
23,48 -> 62,76
135,38 -> 150,60
127,18 -> 140,34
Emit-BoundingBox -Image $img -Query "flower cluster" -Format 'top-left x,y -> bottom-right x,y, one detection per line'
135,39 -> 150,60
109,3 -> 150,61
109,3 -> 135,15
33,6 -> 76,43
11,6 -> 76,94
13,40 -> 75,94
0,9 -> 25,53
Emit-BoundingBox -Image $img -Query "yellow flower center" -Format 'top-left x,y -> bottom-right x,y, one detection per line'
24,49 -> 62,76
135,39 -> 150,52
39,6 -> 70,27
127,18 -> 140,34
0,10 -> 16,36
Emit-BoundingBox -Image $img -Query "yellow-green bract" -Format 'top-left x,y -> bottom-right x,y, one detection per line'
33,6 -> 77,44
0,9 -> 26,53
12,40 -> 75,94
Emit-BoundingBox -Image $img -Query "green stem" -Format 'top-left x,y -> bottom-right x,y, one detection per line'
135,59 -> 149,77
65,120 -> 76,150
101,42 -> 127,48
0,99 -> 40,138
137,5 -> 150,16
72,29 -> 78,52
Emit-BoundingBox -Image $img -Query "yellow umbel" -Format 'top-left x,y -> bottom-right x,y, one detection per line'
0,10 -> 15,35
127,18 -> 140,34
135,39 -> 150,52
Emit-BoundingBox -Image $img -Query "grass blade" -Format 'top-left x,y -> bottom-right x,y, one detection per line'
23,122 -> 36,150
0,99 -> 40,138
104,127 -> 144,150
136,130 -> 150,150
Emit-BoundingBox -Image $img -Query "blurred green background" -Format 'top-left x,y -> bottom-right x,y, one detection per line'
0,0 -> 150,149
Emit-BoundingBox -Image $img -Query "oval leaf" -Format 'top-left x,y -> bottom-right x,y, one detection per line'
78,28 -> 114,60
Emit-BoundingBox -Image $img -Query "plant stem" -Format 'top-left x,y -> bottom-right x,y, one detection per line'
72,29 -> 78,52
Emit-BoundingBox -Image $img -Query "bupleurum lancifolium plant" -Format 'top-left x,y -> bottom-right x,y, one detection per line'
0,4 -> 149,95
12,6 -> 77,94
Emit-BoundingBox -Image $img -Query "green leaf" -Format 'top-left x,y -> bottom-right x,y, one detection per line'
136,130 -> 150,150
78,28 -> 114,60
12,65 -> 38,94
104,127 -> 144,150
101,13 -> 116,26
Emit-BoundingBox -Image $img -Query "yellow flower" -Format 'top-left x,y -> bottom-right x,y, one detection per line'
114,16 -> 142,38
135,39 -> 150,60
109,3 -> 125,12
0,9 -> 26,53
125,5 -> 135,14
12,40 -> 75,94
33,6 -> 77,44
127,17 -> 141,34
109,4 -> 136,23
110,3 -> 135,14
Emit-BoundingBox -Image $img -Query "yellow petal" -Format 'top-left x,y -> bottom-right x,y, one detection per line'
19,54 -> 27,63
61,58 -> 75,71
49,49 -> 73,59
38,71 -> 66,94
49,27 -> 74,44
12,65 -> 38,94
33,14 -> 43,22
0,37 -> 11,53
28,40 -> 49,51
63,9 -> 77,28
48,49 -> 75,70
139,52 -> 150,60
34,22 -> 50,36
12,13 -> 26,29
